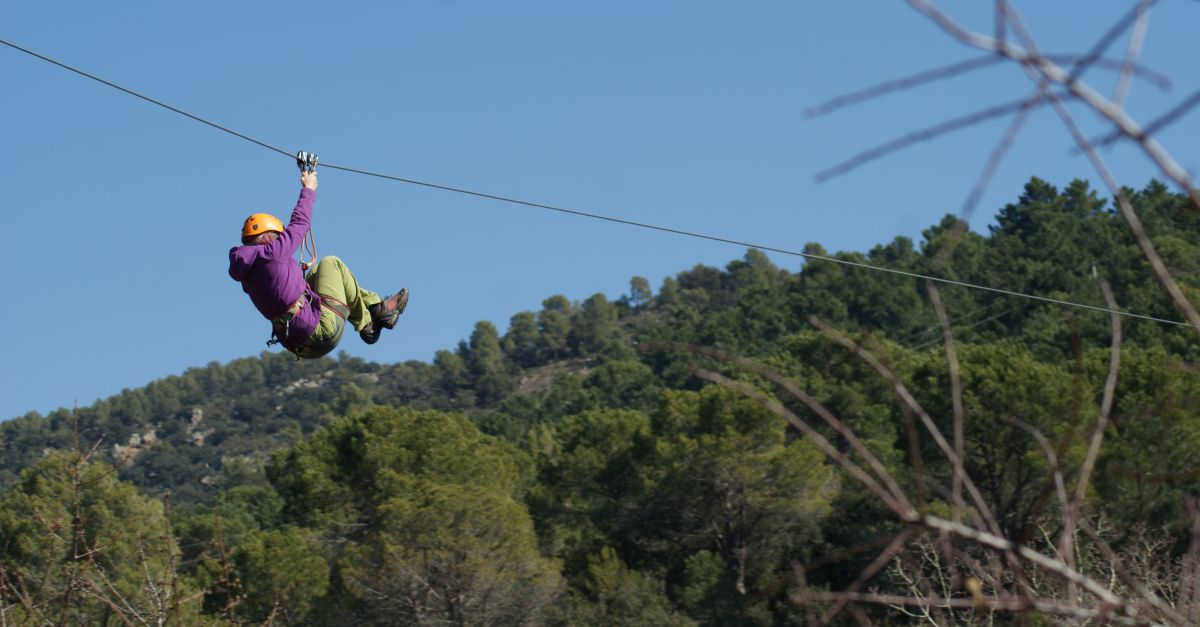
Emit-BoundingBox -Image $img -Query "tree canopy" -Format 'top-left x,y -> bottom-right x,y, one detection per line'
5,177 -> 1200,624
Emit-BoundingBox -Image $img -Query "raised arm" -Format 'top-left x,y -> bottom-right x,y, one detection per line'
262,170 -> 318,260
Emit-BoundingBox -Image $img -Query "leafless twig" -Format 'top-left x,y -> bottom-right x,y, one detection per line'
815,92 -> 1071,183
1112,0 -> 1153,109
646,341 -> 1144,622
905,0 -> 1200,211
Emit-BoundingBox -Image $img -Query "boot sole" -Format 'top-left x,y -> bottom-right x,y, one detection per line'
379,288 -> 409,329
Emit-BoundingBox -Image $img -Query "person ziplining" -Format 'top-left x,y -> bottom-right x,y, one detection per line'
229,152 -> 408,359
3,38 -> 1188,332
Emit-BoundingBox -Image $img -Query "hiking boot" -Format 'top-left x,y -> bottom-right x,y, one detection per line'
360,322 -> 382,345
369,288 -> 408,330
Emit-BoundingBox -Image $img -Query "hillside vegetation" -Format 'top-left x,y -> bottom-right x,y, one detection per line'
4,177 -> 1200,625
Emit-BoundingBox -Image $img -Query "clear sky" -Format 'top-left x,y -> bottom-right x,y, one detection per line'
3,1 -> 1199,419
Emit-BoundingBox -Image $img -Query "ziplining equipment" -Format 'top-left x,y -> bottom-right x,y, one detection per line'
296,151 -> 319,271
0,36 -> 1193,331
297,151 -> 319,174
232,151 -> 411,359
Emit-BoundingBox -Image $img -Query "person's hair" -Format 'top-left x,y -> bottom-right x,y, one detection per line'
242,231 -> 279,246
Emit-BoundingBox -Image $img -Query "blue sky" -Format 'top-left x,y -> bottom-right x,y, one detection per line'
3,1 -> 1199,419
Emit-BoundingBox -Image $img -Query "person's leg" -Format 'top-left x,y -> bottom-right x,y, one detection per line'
308,256 -> 380,332
293,306 -> 345,359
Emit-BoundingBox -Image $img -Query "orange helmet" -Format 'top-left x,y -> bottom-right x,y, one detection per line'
242,213 -> 284,240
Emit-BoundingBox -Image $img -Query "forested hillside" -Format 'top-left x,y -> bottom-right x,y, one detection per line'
4,177 -> 1200,625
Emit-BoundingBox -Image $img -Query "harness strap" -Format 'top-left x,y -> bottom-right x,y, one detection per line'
318,294 -> 351,321
266,293 -> 352,359
266,292 -> 311,350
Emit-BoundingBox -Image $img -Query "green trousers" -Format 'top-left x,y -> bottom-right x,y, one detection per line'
293,256 -> 381,359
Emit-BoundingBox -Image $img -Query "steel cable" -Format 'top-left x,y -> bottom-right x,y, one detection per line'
1,37 -> 1190,329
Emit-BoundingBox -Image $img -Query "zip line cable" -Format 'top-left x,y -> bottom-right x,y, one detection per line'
1,37 -> 1192,329
0,38 -> 292,160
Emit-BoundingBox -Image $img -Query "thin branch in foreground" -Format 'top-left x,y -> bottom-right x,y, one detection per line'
807,316 -> 1004,539
1112,0 -> 1153,109
1002,15 -> 1200,334
1053,54 -> 1170,91
662,345 -> 1138,620
804,56 -> 1005,119
1077,519 -> 1187,625
814,92 -> 1071,183
928,1 -> 1161,270
801,531 -> 908,574
1089,88 -> 1200,151
906,0 -> 1200,211
1068,280 -> 1123,520
924,282 -> 965,524
1000,412 -> 1078,603
687,367 -> 911,517
924,281 -> 968,594
820,527 -> 920,624
1065,0 -> 1161,85
799,591 -> 1148,626
1185,498 -> 1200,624
804,51 -> 1169,121
946,91 -> 1035,239
641,341 -> 913,511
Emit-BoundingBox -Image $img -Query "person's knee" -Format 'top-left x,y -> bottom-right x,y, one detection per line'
317,256 -> 344,271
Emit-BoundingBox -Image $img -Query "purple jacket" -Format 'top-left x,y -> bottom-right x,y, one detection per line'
229,188 -> 319,350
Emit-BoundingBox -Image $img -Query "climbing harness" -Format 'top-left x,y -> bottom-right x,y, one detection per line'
266,290 -> 352,360
296,151 -> 319,272
291,294 -> 349,360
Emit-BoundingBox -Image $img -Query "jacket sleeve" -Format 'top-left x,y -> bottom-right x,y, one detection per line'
259,188 -> 315,261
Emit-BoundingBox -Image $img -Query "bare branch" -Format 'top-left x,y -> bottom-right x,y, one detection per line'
1063,54 -> 1170,90
1112,0 -> 1153,109
805,56 -> 1005,119
1090,89 -> 1200,151
689,367 -> 913,518
924,282 -> 965,523
989,7 -> 1200,334
1065,0 -> 1161,84
945,92 -> 1035,233
805,52 -> 1169,121
1000,413 -> 1077,602
808,316 -> 1005,539
1070,280 -> 1123,514
642,341 -> 914,511
799,590 -> 1150,626
1077,519 -> 1187,625
918,514 -> 1129,610
1185,498 -> 1200,624
820,526 -> 919,624
814,92 -> 1069,183
666,342 -> 1138,619
906,0 -> 1200,210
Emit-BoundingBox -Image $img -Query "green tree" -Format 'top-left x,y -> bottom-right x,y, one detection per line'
267,407 -> 557,624
547,547 -> 694,627
228,527 -> 329,625
539,295 -> 573,359
432,349 -> 472,407
532,390 -> 838,625
629,276 -> 653,309
341,483 -> 561,626
571,293 -> 623,355
466,320 -> 515,405
504,310 -> 543,367
0,453 -> 201,624
647,387 -> 837,617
